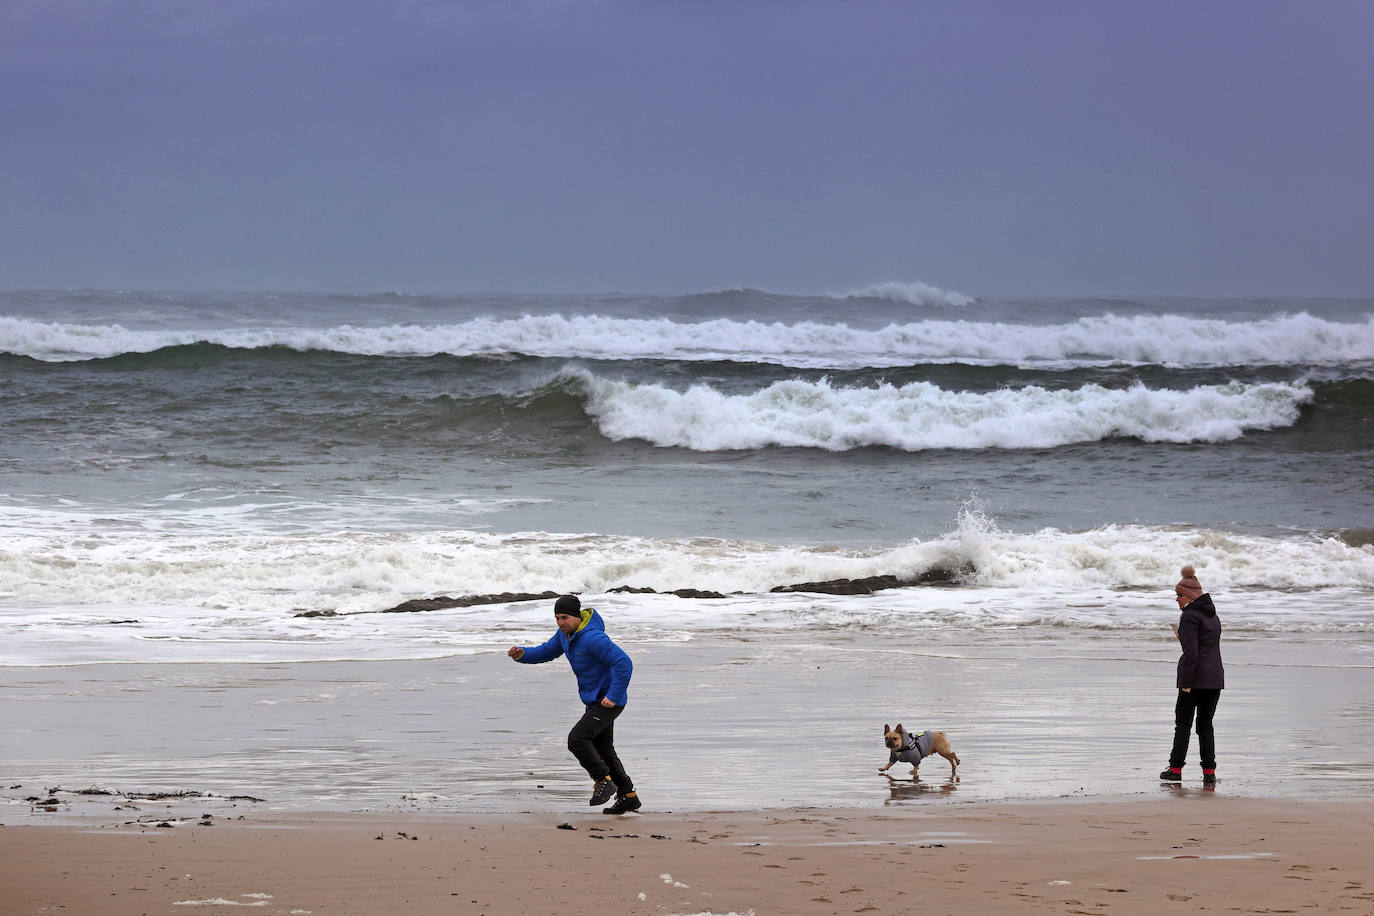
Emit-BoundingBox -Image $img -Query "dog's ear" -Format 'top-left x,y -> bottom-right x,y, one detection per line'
882,723 -> 890,734
895,723 -> 904,734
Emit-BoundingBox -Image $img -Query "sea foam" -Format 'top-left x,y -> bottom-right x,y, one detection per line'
3,510 -> 1372,667
3,312 -> 1371,369
2,506 -> 1371,617
570,371 -> 1313,450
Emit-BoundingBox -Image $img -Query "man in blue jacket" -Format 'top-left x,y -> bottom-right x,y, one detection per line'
507,594 -> 641,813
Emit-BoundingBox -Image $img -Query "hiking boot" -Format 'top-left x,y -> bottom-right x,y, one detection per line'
1159,768 -> 1182,782
589,776 -> 616,806
603,792 -> 642,815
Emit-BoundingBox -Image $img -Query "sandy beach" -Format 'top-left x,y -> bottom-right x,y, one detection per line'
5,629 -> 1374,914
6,586 -> 1374,916
4,797 -> 1373,915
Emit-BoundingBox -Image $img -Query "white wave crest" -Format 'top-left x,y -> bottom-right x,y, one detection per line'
842,280 -> 976,307
3,312 -> 1371,369
1,508 -> 1371,665
3,504 -> 1370,610
570,370 -> 1313,450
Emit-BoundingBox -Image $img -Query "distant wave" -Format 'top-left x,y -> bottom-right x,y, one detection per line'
568,370 -> 1313,450
841,280 -> 976,307
3,312 -> 1372,369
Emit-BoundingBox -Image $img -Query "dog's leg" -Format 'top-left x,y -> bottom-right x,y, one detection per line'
942,751 -> 959,778
931,732 -> 960,778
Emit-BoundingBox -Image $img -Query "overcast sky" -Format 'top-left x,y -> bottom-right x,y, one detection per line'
3,1 -> 1371,297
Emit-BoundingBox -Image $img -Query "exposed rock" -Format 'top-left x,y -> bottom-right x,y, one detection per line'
294,609 -> 338,618
368,566 -> 969,617
770,566 -> 969,596
379,591 -> 561,613
607,586 -> 727,598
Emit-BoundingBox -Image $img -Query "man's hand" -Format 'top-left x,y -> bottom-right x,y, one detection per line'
600,696 -> 615,708
507,646 -> 524,660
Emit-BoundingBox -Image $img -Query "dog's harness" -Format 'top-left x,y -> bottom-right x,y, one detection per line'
889,731 -> 935,765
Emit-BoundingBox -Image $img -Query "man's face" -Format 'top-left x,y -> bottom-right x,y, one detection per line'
555,613 -> 581,635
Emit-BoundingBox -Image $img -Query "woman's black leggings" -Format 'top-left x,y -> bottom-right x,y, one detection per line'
567,703 -> 634,794
1169,688 -> 1222,770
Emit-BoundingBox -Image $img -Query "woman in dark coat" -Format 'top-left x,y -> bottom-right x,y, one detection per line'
1161,565 -> 1224,784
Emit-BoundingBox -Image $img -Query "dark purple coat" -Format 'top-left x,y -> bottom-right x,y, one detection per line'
1176,593 -> 1224,690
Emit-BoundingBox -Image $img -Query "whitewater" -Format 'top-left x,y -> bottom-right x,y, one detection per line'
3,311 -> 1372,368
571,371 -> 1314,450
4,288 -> 1374,816
2,288 -> 1372,666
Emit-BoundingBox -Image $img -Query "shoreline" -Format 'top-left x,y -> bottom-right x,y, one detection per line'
6,633 -> 1374,817
4,797 -> 1373,915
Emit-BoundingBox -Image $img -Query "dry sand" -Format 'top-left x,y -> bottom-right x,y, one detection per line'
4,795 -> 1373,915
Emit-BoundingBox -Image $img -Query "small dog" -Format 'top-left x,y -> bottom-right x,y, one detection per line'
878,723 -> 959,779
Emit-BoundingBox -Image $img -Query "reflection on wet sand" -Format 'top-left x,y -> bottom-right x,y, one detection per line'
883,773 -> 959,803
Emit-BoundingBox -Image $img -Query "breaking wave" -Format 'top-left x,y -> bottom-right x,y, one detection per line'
570,370 -> 1314,450
841,280 -> 976,307
3,312 -> 1371,369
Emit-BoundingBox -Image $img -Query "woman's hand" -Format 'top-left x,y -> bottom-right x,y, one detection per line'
507,646 -> 524,660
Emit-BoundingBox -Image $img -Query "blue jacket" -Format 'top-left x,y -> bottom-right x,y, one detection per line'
516,607 -> 632,706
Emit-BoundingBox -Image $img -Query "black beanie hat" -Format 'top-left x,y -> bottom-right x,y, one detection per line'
554,594 -> 581,616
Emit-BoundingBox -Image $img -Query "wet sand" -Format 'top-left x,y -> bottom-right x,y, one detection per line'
4,630 -> 1374,816
4,628 -> 1374,912
4,797 -> 1374,915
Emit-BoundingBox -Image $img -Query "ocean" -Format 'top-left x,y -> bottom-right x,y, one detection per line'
2,287 -> 1373,812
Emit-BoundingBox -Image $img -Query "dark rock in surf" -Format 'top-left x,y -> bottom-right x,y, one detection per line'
369,568 -> 966,617
379,591 -> 561,614
608,586 -> 729,598
770,566 -> 969,596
